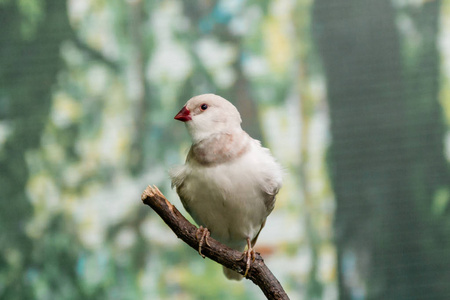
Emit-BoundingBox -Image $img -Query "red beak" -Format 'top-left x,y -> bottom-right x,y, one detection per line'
174,106 -> 191,122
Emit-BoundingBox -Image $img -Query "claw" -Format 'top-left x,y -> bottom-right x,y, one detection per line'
195,226 -> 210,258
237,237 -> 255,277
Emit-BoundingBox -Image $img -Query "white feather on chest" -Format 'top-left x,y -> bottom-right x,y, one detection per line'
171,137 -> 282,251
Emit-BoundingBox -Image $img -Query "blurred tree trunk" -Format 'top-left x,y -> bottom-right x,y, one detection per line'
127,0 -> 152,175
0,0 -> 73,298
312,0 -> 450,299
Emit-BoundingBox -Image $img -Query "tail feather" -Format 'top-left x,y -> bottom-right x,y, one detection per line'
223,266 -> 243,281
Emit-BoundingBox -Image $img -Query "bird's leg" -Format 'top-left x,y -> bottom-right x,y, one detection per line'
195,226 -> 210,258
237,237 -> 256,277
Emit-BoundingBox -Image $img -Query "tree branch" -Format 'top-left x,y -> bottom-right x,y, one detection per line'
141,185 -> 290,300
71,35 -> 120,72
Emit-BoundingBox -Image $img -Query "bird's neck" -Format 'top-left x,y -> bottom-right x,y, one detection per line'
187,124 -> 239,143
188,130 -> 251,166
186,121 -> 241,144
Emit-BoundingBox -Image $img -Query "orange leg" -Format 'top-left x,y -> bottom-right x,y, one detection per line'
195,226 -> 210,258
237,237 -> 256,277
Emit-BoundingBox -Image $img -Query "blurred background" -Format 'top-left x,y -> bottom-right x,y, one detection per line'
1,0 -> 450,299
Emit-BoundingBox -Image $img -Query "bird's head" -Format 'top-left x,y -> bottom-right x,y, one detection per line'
174,94 -> 242,143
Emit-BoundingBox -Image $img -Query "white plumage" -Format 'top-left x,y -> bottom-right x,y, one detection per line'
170,94 -> 282,280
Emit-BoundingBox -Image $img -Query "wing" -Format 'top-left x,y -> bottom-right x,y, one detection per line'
175,183 -> 193,216
252,145 -> 283,246
169,163 -> 193,215
261,179 -> 280,214
251,219 -> 266,247
250,174 -> 281,247
251,140 -> 283,214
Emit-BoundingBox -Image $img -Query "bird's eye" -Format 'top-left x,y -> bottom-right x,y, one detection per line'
200,104 -> 208,111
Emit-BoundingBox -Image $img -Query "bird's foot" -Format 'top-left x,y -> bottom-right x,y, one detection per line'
195,226 -> 210,258
237,237 -> 256,277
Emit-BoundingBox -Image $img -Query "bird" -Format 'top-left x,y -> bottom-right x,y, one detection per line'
170,94 -> 282,280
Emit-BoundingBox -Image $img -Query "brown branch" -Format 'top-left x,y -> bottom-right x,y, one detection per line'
141,185 -> 290,300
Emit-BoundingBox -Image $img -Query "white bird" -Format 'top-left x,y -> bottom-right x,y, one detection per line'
170,94 -> 282,280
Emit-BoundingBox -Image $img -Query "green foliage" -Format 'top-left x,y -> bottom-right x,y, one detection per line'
18,0 -> 45,39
